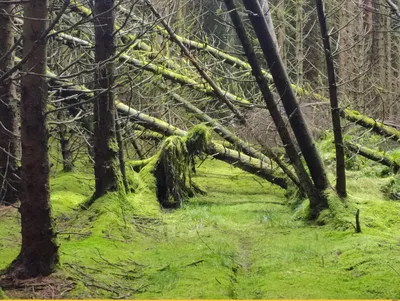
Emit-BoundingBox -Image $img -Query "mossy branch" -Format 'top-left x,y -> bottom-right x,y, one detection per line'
345,141 -> 400,172
341,109 -> 400,143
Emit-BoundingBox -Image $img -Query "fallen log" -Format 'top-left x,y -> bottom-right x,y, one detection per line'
345,141 -> 400,172
341,110 -> 400,143
22,57 -> 288,189
171,92 -> 300,188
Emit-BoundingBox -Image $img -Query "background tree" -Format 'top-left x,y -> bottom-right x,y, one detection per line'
91,0 -> 123,202
0,0 -> 19,206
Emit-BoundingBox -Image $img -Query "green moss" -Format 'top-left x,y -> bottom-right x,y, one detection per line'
0,288 -> 7,299
3,133 -> 400,299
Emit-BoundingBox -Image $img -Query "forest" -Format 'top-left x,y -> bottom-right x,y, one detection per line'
1,0 -> 400,298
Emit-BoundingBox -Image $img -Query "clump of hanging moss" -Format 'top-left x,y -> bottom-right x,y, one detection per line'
131,124 -> 211,208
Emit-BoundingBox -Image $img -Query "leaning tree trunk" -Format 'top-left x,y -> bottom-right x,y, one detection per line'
316,0 -> 347,198
242,0 -> 329,199
8,0 -> 58,278
224,0 -> 324,215
0,0 -> 19,206
92,0 -> 123,201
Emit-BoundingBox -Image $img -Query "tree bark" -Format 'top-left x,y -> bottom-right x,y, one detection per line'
315,0 -> 347,197
0,0 -> 19,206
8,0 -> 58,279
92,0 -> 123,200
242,0 -> 330,197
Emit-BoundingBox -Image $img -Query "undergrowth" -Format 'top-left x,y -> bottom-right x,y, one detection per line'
1,131 -> 400,298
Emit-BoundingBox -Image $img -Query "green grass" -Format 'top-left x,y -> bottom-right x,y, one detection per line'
1,157 -> 400,299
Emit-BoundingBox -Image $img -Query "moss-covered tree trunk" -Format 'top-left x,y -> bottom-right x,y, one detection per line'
0,0 -> 19,206
8,0 -> 59,278
92,0 -> 123,200
345,142 -> 400,173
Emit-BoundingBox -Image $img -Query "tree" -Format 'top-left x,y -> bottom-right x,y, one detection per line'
0,0 -> 19,206
224,0 -> 323,215
8,0 -> 59,278
315,0 -> 346,198
91,0 -> 124,201
241,0 -> 329,197
240,0 -> 329,215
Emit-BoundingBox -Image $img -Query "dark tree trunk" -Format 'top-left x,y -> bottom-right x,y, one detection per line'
0,0 -> 19,206
92,0 -> 122,200
57,112 -> 74,172
315,0 -> 347,198
224,0 -> 325,217
8,0 -> 59,279
241,0 -> 329,196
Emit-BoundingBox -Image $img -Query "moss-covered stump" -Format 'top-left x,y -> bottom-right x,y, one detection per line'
130,125 -> 210,208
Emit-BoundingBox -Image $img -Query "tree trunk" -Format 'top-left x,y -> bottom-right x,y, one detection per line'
92,0 -> 123,200
294,0 -> 304,88
145,0 -> 247,124
0,0 -> 19,206
8,0 -> 58,279
225,0 -> 325,216
57,112 -> 74,172
315,0 -> 347,198
115,113 -> 129,193
242,0 -> 329,197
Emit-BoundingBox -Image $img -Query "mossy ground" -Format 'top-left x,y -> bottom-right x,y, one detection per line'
1,156 -> 400,298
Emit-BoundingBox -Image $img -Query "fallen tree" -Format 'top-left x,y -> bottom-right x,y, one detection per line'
341,110 -> 400,143
171,92 -> 300,188
345,141 -> 400,173
117,101 -> 289,189
22,57 -> 289,190
58,3 -> 400,144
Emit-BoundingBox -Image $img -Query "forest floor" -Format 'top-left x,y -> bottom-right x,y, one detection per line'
1,159 -> 400,299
